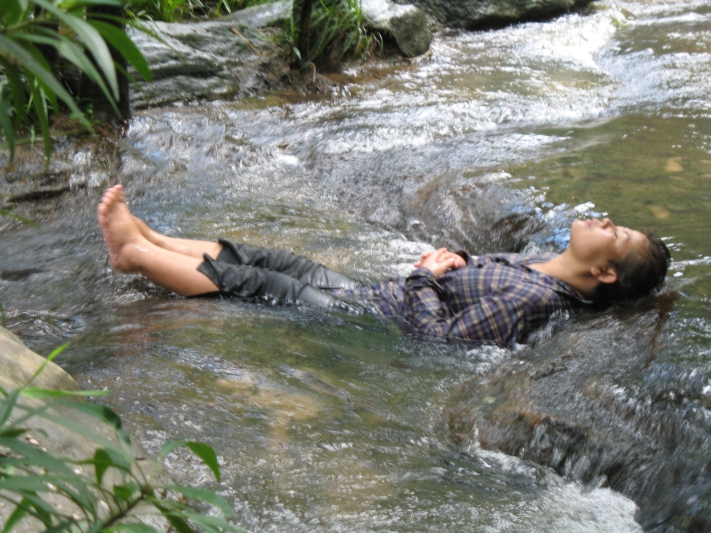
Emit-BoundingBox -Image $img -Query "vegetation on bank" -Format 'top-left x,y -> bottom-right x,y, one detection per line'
0,345 -> 244,533
126,0 -> 273,23
0,0 -> 376,163
290,0 -> 380,67
0,0 -> 153,162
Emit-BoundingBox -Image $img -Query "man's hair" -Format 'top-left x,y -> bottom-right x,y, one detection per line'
593,230 -> 671,302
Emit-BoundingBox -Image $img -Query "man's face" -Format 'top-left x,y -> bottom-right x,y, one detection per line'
569,218 -> 649,271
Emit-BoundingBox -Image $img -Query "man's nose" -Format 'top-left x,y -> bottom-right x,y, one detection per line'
601,218 -> 616,230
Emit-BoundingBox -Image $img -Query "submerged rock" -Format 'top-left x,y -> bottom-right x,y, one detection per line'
444,301 -> 711,531
394,0 -> 594,29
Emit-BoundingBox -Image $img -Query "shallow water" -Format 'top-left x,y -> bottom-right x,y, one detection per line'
1,0 -> 711,530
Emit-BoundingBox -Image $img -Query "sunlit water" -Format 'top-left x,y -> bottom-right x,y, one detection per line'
1,0 -> 710,530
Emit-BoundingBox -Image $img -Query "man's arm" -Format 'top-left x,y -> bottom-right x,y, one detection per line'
414,248 -> 467,271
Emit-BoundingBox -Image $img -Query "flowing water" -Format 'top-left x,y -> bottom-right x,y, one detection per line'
2,0 -> 711,530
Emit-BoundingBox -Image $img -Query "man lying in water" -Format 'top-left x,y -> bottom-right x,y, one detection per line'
98,185 -> 670,348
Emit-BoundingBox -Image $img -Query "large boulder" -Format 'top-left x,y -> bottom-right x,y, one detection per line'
128,0 -> 431,107
129,18 -> 286,108
227,0 -> 431,57
360,0 -> 431,57
392,0 -> 594,29
444,310 -> 711,531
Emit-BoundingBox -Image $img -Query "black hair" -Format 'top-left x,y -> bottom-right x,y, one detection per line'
593,230 -> 671,302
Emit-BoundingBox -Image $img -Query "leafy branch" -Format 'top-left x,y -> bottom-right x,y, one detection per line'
0,344 -> 245,533
0,0 -> 154,163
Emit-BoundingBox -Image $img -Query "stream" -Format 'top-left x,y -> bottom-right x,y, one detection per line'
1,0 -> 710,530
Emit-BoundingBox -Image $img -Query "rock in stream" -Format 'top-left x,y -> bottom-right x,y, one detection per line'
129,0 -> 431,108
394,0 -> 595,29
444,300 -> 711,532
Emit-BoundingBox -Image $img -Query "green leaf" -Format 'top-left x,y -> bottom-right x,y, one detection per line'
85,519 -> 105,533
22,342 -> 69,388
30,82 -> 52,164
43,519 -> 80,533
105,524 -> 161,533
0,428 -> 28,438
112,482 -> 139,502
92,448 -> 111,485
184,442 -> 220,482
157,439 -> 186,462
79,447 -> 131,482
0,209 -> 40,228
156,440 -> 221,481
114,62 -> 143,93
158,510 -> 194,533
44,31 -> 118,115
61,401 -> 120,428
32,0 -> 119,99
0,390 -> 20,428
33,411 -> 130,459
182,513 -> 246,533
0,437 -> 76,477
21,473 -> 96,512
165,485 -> 232,515
0,0 -> 26,26
117,428 -> 132,455
89,20 -> 153,82
1,499 -> 28,533
21,388 -> 110,399
67,0 -> 124,5
0,476 -> 55,493
0,97 -> 16,160
1,491 -> 55,527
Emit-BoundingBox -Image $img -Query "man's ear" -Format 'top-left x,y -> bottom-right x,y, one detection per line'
591,265 -> 618,284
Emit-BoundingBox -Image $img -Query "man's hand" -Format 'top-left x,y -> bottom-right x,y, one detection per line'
414,248 -> 465,278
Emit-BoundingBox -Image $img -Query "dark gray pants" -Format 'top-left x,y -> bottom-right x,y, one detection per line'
197,239 -> 360,309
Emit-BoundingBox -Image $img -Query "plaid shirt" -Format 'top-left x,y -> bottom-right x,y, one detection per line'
333,252 -> 589,348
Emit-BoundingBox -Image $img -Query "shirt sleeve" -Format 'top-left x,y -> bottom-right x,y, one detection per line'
403,267 -> 524,347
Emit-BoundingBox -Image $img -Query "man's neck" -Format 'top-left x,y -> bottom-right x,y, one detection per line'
529,251 -> 598,298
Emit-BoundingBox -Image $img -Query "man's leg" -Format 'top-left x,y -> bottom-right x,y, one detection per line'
97,187 -> 356,309
104,185 -> 224,260
107,186 -> 355,291
217,241 -> 360,290
98,187 -> 219,296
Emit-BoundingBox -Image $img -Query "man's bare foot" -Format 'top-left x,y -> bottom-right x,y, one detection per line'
100,183 -> 161,244
97,185 -> 150,273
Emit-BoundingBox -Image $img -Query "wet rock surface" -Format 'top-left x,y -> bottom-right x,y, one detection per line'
129,20 -> 290,108
0,137 -> 123,207
394,0 -> 594,29
444,301 -> 711,532
129,0 -> 431,108
361,0 -> 432,57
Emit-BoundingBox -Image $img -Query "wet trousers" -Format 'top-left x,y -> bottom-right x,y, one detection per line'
197,239 -> 360,309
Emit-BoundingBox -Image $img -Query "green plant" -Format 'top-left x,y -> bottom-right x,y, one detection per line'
0,0 -> 153,162
125,0 -> 272,22
0,345 -> 245,533
292,0 -> 379,67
